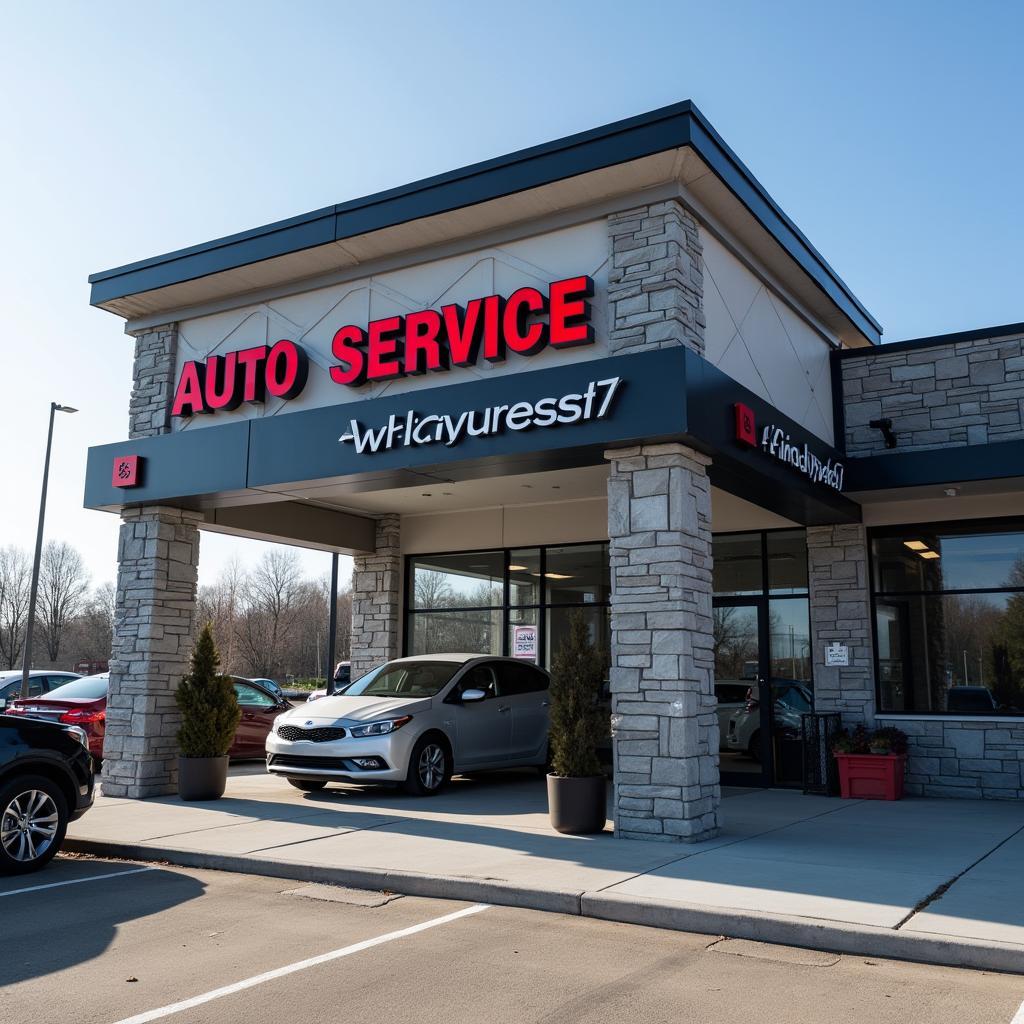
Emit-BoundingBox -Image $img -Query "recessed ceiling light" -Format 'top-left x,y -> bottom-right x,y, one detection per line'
421,493 -> 432,497
552,485 -> 561,490
904,541 -> 929,551
920,551 -> 940,560
544,572 -> 573,580
944,487 -> 960,497
508,564 -> 528,571
521,484 -> 533,489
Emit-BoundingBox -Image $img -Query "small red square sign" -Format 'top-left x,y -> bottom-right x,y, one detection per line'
111,455 -> 141,488
734,403 -> 757,447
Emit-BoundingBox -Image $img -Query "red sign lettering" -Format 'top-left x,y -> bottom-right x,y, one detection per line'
172,275 -> 595,415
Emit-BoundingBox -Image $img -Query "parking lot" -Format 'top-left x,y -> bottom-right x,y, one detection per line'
3,856 -> 1023,1024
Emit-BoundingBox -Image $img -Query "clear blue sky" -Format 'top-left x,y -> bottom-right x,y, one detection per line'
2,1 -> 1022,587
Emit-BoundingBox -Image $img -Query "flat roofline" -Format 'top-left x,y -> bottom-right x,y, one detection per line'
839,318 -> 1024,358
88,100 -> 881,344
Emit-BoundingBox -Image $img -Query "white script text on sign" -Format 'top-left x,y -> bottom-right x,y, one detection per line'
761,425 -> 845,491
338,377 -> 623,454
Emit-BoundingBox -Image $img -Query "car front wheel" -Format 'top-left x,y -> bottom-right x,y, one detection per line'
403,736 -> 450,796
0,775 -> 69,875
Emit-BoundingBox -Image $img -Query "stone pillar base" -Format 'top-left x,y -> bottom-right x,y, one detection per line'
607,443 -> 720,842
101,506 -> 202,799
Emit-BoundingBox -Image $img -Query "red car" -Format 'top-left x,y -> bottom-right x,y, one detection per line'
5,674 -> 291,765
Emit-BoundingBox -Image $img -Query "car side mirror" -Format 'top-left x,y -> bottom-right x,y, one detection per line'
460,688 -> 487,703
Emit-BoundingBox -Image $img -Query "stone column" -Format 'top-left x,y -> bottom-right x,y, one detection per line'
101,506 -> 202,798
608,199 -> 704,356
350,515 -> 401,678
807,524 -> 875,723
607,443 -> 720,842
128,323 -> 179,437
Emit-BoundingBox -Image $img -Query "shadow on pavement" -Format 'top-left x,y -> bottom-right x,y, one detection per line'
0,861 -> 206,987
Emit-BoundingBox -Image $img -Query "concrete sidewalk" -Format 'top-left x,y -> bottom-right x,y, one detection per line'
66,769 -> 1024,973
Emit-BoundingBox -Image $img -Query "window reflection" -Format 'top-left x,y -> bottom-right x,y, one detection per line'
872,526 -> 1024,715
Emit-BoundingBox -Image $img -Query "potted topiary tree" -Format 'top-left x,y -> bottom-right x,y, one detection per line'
546,609 -> 608,834
175,623 -> 241,801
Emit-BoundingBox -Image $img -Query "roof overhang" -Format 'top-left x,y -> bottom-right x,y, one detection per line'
89,101 -> 881,347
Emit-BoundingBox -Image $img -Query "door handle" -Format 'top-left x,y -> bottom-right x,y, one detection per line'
498,704 -> 511,713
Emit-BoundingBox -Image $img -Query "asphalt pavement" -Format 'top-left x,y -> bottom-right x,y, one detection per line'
3,856 -> 1023,1024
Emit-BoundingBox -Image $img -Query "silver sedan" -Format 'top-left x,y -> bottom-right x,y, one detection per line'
266,654 -> 550,795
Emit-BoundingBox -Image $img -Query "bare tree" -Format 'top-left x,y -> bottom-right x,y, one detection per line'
234,549 -> 305,678
197,556 -> 246,674
65,581 -> 117,665
37,541 -> 90,663
0,546 -> 31,669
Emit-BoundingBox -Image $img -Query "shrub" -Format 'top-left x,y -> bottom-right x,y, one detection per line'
176,623 -> 241,758
832,723 -> 908,756
548,609 -> 607,779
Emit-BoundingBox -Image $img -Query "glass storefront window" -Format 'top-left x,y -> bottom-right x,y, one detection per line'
871,523 -> 1024,715
713,533 -> 763,596
873,528 -> 1024,593
410,551 -> 503,609
408,609 -> 502,656
767,531 -> 809,595
508,549 -> 541,606
768,597 -> 812,683
545,544 -> 610,605
407,543 -> 609,667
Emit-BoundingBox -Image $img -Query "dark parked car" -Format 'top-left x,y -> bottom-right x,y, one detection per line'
0,670 -> 82,712
7,676 -> 293,765
0,714 -> 95,874
946,686 -> 999,714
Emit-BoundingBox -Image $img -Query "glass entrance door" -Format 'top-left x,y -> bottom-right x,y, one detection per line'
714,596 -> 814,787
714,601 -> 772,785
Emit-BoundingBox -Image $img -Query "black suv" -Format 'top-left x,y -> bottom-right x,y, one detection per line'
0,715 -> 95,874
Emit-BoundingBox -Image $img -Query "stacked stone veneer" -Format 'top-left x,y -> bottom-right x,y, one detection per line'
607,199 -> 704,355
876,717 -> 1024,800
607,444 -> 720,842
842,329 -> 1024,455
806,524 -> 875,724
349,515 -> 401,678
102,506 -> 202,798
129,323 -> 179,437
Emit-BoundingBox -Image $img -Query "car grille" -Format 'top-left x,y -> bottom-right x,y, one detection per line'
268,754 -> 348,770
277,725 -> 347,743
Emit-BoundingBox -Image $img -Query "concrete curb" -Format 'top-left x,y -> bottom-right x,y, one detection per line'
63,838 -> 584,915
581,893 -> 1024,975
65,836 -> 1024,975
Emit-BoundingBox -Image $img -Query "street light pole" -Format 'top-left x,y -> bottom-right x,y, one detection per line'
21,402 -> 78,700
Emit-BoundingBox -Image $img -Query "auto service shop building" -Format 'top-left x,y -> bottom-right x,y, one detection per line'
85,102 -> 1024,840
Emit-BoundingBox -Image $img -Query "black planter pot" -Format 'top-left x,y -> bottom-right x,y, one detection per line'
547,774 -> 607,835
178,756 -> 229,801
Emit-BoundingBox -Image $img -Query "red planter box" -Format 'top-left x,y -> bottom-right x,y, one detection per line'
835,753 -> 906,800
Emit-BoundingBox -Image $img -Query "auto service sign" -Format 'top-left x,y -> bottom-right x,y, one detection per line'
170,275 -> 595,417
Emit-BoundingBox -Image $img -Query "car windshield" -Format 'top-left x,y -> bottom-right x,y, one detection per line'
42,677 -> 108,700
775,684 -> 812,713
345,661 -> 461,699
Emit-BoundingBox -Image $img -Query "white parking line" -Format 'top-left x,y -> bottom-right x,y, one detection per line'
110,902 -> 491,1024
0,865 -> 154,897
1011,998 -> 1024,1024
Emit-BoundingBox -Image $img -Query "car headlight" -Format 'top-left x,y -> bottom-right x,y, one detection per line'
348,716 -> 411,738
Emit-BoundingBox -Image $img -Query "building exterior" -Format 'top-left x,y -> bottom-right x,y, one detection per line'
83,102 -> 1024,838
